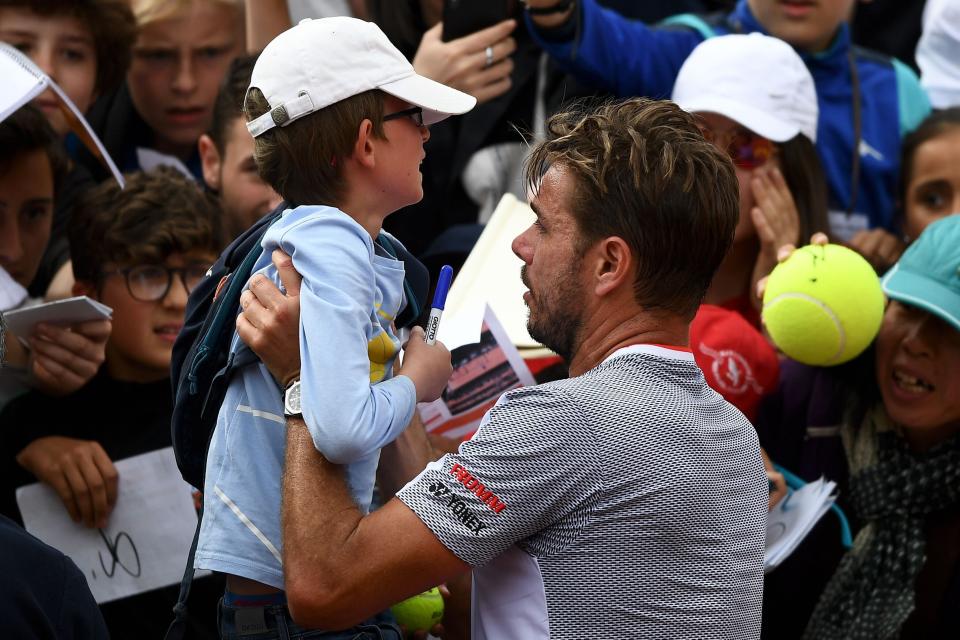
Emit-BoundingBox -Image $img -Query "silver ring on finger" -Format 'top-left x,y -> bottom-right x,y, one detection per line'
484,45 -> 494,69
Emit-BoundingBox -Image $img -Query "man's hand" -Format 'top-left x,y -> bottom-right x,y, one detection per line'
16,436 -> 118,528
413,20 -> 517,105
237,249 -> 302,387
848,228 -> 905,274
397,328 -> 453,403
27,319 -> 110,395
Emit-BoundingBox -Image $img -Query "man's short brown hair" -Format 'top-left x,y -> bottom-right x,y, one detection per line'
0,0 -> 137,96
245,87 -> 386,206
69,167 -> 223,283
525,97 -> 740,319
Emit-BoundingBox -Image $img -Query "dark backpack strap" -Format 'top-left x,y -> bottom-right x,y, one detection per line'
164,503 -> 204,640
377,233 -> 429,329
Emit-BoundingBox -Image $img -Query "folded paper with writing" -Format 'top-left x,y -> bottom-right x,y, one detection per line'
17,447 -> 203,603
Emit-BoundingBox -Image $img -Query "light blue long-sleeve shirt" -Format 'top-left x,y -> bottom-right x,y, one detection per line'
195,205 -> 416,588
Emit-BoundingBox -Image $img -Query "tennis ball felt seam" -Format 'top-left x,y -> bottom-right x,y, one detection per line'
763,292 -> 847,364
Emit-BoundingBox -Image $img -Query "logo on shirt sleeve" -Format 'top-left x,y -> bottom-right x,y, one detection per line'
426,480 -> 488,535
449,463 -> 507,514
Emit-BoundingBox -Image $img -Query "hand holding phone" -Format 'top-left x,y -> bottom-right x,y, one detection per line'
442,0 -> 513,42
414,16 -> 518,105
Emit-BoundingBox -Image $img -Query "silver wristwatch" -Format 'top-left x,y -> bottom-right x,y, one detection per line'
283,379 -> 302,418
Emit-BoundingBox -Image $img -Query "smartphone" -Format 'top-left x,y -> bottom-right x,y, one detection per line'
442,0 -> 513,42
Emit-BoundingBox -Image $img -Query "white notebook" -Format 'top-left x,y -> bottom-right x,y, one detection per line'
0,42 -> 124,188
4,296 -> 112,337
765,477 -> 838,572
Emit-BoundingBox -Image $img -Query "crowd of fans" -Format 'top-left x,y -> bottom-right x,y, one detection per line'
0,0 -> 957,638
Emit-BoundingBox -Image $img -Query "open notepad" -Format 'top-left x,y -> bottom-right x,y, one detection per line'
0,42 -> 124,188
4,296 -> 112,337
765,477 -> 838,572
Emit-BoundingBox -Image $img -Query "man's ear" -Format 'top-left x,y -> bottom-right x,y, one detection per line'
198,134 -> 222,191
592,236 -> 634,297
350,119 -> 377,170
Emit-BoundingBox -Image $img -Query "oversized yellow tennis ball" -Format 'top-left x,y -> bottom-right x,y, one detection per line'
762,244 -> 884,366
390,587 -> 444,632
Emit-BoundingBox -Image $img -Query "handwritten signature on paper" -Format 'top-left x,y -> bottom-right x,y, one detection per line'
91,528 -> 141,580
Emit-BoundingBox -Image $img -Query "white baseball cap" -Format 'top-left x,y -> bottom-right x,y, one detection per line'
246,17 -> 477,138
671,33 -> 819,143
917,0 -> 960,109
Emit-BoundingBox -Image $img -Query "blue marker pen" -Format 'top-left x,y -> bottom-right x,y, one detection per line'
425,265 -> 453,345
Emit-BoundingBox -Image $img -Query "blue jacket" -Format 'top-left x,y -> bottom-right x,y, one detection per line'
526,0 -> 931,237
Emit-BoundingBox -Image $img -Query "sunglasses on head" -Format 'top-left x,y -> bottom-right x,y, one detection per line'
699,126 -> 776,170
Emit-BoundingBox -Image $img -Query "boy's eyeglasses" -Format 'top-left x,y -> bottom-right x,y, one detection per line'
101,264 -> 209,302
383,106 -> 424,127
699,127 -> 776,170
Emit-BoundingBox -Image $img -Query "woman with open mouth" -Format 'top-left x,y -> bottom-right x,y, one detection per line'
756,214 -> 960,639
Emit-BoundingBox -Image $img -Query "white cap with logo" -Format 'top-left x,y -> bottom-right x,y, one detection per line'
671,33 -> 819,143
247,17 -> 477,138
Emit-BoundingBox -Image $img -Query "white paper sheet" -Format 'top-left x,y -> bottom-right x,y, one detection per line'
0,43 -> 124,188
764,477 -> 837,572
444,194 -> 539,348
17,447 -> 201,603
419,305 -> 536,441
3,295 -> 112,337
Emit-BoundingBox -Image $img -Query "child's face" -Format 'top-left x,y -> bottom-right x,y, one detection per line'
0,8 -> 97,136
373,96 -> 431,215
87,251 -> 214,383
127,1 -> 242,158
747,0 -> 855,52
904,127 -> 960,241
199,118 -> 282,240
0,149 -> 54,288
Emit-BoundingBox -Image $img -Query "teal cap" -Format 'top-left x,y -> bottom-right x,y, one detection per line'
881,215 -> 960,331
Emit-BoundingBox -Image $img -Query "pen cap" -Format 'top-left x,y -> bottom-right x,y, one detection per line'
431,265 -> 454,310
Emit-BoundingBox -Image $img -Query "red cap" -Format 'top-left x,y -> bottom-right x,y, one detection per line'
690,304 -> 779,422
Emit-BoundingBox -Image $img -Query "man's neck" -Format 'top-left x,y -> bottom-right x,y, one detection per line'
567,304 -> 689,377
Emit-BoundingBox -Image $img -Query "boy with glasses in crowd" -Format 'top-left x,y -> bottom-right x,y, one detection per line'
191,16 -> 474,638
0,166 -> 224,639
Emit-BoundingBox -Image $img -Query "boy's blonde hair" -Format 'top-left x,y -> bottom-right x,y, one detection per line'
245,87 -> 387,207
129,0 -> 241,27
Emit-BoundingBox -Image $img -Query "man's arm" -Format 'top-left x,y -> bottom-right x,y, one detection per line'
282,418 -> 469,630
377,411 -> 437,498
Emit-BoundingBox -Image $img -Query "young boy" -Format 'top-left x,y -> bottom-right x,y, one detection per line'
0,0 -> 137,299
198,54 -> 283,241
193,16 -> 474,636
82,0 -> 244,182
522,0 -> 930,252
0,167 -> 223,639
0,105 -> 110,407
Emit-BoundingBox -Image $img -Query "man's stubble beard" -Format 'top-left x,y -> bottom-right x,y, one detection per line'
522,263 -> 585,364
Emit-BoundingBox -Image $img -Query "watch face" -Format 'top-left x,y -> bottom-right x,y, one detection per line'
286,382 -> 302,415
